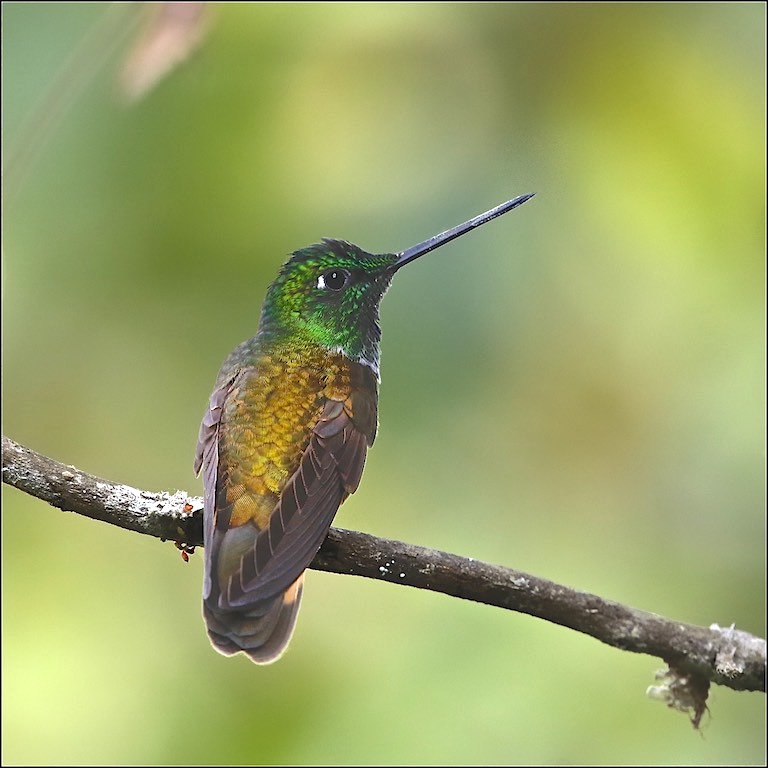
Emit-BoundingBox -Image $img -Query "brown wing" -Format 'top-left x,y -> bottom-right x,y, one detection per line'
194,372 -> 238,601
219,362 -> 378,610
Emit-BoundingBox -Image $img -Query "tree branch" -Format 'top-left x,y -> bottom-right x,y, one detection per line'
3,434 -> 765,716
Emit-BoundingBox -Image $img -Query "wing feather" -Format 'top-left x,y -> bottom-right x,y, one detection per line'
223,429 -> 346,607
194,372 -> 239,600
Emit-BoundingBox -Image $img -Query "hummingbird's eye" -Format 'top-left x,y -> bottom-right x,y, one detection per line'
317,269 -> 350,291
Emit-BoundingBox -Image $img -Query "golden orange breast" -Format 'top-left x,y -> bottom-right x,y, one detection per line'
218,347 -> 353,530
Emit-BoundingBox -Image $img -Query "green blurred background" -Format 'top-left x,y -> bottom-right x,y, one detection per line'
2,2 -> 765,764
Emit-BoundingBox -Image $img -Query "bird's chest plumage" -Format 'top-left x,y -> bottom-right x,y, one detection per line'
217,347 -> 357,530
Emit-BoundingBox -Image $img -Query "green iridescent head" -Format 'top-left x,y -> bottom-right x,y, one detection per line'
256,194 -> 535,375
258,239 -> 398,373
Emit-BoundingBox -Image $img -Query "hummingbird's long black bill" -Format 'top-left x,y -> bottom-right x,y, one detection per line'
393,193 -> 535,270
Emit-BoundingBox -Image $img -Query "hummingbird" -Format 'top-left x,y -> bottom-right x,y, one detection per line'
194,193 -> 534,663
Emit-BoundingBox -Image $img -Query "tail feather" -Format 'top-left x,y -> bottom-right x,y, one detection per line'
204,576 -> 304,664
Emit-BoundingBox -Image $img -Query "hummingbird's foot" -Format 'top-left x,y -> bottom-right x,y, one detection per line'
174,540 -> 197,562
